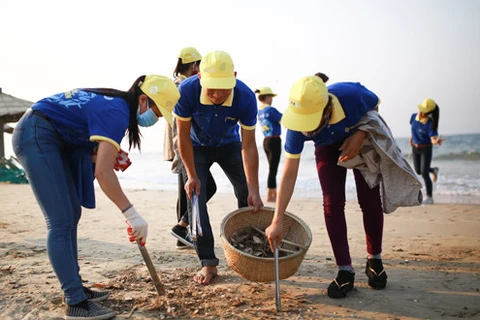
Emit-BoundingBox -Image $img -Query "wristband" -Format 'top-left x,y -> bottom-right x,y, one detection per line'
122,204 -> 133,213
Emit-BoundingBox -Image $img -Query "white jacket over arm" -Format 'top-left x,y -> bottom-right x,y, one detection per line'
338,111 -> 422,213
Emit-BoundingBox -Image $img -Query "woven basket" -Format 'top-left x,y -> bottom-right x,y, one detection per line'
221,206 -> 312,282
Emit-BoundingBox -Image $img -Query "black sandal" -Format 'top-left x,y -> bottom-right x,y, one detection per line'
327,270 -> 355,299
365,258 -> 388,289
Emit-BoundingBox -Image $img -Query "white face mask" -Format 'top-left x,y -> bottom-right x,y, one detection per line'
136,98 -> 158,127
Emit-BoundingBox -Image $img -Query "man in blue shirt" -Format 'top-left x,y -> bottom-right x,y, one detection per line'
174,50 -> 263,285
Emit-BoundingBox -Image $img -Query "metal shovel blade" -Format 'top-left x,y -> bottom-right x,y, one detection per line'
137,241 -> 165,296
191,193 -> 202,240
274,240 -> 281,312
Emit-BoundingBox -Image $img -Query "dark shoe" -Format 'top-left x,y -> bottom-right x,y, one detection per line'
171,225 -> 194,248
83,286 -> 109,302
365,259 -> 388,289
176,240 -> 190,250
65,300 -> 115,320
327,270 -> 355,299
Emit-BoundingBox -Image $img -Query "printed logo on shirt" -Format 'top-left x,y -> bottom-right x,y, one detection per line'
46,90 -> 97,109
64,89 -> 78,99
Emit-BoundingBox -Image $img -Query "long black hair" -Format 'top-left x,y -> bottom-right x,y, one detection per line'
427,104 -> 440,132
173,58 -> 199,77
83,75 -> 146,151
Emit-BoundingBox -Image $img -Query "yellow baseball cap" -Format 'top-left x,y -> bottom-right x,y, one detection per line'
199,51 -> 236,89
139,75 -> 180,126
418,98 -> 437,113
281,76 -> 342,132
178,47 -> 202,64
255,87 -> 277,97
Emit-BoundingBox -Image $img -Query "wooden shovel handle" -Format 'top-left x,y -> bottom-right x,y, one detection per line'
137,242 -> 164,296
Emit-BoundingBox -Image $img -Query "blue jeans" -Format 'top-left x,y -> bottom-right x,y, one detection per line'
185,141 -> 248,266
12,111 -> 87,305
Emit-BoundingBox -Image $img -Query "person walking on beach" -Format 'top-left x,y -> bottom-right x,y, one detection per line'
255,87 -> 282,202
12,75 -> 180,319
174,50 -> 263,285
164,47 -> 217,250
410,98 -> 443,204
265,74 -> 420,299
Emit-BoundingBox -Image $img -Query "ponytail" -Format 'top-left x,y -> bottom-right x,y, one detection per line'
84,75 -> 145,151
429,105 -> 440,132
314,72 -> 329,83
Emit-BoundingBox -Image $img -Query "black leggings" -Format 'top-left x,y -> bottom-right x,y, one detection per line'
263,137 -> 281,189
412,145 -> 434,197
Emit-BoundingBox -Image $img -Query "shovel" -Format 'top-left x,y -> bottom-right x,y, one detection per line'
136,241 -> 165,296
274,239 -> 281,312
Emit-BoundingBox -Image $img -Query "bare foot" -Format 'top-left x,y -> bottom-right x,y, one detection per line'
267,196 -> 276,202
193,266 -> 217,285
267,188 -> 277,202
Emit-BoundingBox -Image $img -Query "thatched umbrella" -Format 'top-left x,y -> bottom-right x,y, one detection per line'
0,88 -> 33,158
3,124 -> 13,134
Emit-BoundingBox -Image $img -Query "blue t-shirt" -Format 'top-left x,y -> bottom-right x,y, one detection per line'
258,105 -> 282,137
410,113 -> 437,145
173,76 -> 257,147
285,82 -> 379,157
32,89 -> 130,150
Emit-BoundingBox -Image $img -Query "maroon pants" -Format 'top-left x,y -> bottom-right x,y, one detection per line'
315,143 -> 384,266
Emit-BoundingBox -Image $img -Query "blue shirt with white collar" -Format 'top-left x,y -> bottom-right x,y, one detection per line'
285,82 -> 379,158
173,76 -> 257,147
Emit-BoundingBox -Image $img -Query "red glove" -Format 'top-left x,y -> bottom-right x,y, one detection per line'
114,149 -> 132,171
127,226 -> 145,246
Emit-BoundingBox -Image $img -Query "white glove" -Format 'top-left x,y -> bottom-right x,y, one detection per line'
122,205 -> 148,244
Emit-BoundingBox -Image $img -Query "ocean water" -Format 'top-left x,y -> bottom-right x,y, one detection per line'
3,131 -> 480,205
115,133 -> 480,205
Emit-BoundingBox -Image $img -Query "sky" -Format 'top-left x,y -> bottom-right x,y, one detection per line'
1,0 -> 480,154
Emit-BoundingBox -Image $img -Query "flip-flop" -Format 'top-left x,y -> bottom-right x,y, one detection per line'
193,271 -> 217,285
365,259 -> 387,289
327,270 -> 355,299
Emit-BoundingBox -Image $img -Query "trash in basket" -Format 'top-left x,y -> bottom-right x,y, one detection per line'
221,206 -> 312,282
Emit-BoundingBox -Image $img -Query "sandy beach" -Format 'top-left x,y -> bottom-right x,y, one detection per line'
0,183 -> 479,319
